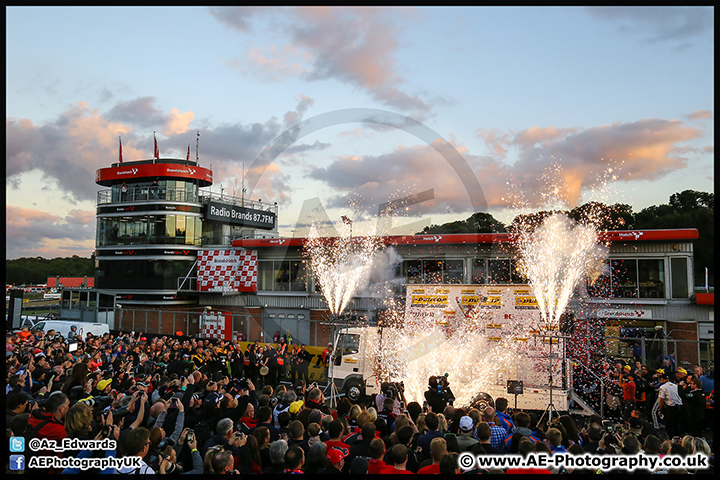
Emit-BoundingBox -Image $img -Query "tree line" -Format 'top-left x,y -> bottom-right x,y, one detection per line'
5,255 -> 95,286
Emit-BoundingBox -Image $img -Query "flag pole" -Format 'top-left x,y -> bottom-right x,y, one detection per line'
119,136 -> 123,163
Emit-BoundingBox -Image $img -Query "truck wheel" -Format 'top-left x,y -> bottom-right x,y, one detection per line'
344,381 -> 363,403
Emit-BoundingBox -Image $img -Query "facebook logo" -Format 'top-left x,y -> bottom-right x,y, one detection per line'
10,436 -> 25,452
9,455 -> 25,471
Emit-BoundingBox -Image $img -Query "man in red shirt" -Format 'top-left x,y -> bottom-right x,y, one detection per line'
622,374 -> 637,421
367,438 -> 388,474
417,437 -> 447,474
379,444 -> 415,474
324,419 -> 350,455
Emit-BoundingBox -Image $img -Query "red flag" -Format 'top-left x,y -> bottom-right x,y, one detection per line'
119,137 -> 123,163
187,144 -> 190,161
153,132 -> 159,160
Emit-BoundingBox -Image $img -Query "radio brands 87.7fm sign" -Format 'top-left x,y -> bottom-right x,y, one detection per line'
205,201 -> 276,230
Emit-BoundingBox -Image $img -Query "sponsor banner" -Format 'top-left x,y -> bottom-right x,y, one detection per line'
197,249 -> 257,292
96,162 -> 213,186
410,294 -> 449,306
201,311 -> 233,340
514,295 -> 539,309
206,201 -> 276,230
596,308 -> 653,319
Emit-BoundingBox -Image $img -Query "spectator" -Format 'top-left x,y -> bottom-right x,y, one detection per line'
455,415 -> 479,452
417,437 -> 447,474
472,422 -> 502,454
117,427 -> 156,474
416,411 -> 443,460
303,441 -> 327,474
367,437 -> 388,473
379,443 -> 414,474
321,446 -> 347,474
263,439 -> 288,474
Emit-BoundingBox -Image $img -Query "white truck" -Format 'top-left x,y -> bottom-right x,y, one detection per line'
329,284 -> 586,413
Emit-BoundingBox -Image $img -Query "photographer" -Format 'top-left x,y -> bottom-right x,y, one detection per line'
158,427 -> 204,475
424,375 -> 454,414
376,381 -> 406,415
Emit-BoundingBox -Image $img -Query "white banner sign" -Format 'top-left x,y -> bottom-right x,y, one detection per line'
595,308 -> 653,319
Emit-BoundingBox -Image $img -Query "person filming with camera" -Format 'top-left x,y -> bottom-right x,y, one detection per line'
158,427 -> 204,474
424,374 -> 455,415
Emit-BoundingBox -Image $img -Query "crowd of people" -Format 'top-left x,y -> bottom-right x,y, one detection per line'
5,326 -> 715,475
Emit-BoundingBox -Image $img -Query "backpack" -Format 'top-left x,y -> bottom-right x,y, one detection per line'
23,418 -> 53,473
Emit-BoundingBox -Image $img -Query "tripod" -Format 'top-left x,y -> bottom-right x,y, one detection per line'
537,332 -> 567,426
538,373 -> 559,426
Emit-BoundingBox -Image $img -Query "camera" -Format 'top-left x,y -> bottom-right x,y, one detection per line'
157,437 -> 175,453
80,395 -> 114,412
385,381 -> 404,400
101,424 -> 113,439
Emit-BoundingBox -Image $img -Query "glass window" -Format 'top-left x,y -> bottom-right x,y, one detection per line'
165,215 -> 176,240
472,259 -> 486,284
334,333 -> 361,365
176,216 -> 186,243
587,260 -> 611,298
290,260 -> 307,291
403,260 -> 422,284
422,259 -> 443,284
257,261 -> 274,291
671,257 -> 689,299
195,217 -> 203,245
488,259 -> 511,284
443,260 -> 464,284
612,259 -> 638,298
186,215 -> 195,245
511,259 -> 528,284
275,261 -> 291,291
638,259 -> 665,298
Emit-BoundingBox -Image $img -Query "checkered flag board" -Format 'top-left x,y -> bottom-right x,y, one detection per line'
237,250 -> 257,292
197,249 -> 257,293
201,311 -> 233,340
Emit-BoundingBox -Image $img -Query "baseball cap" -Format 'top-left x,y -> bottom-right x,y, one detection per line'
677,368 -> 687,375
459,416 -> 474,432
623,365 -> 631,370
656,368 -> 665,375
629,417 -> 642,429
97,379 -> 112,391
289,400 -> 304,414
326,447 -> 347,465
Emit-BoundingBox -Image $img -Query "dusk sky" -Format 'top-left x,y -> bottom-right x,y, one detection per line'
6,7 -> 714,259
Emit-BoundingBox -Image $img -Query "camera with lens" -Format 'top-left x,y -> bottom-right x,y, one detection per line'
435,374 -> 449,394
109,405 -> 130,420
157,437 -> 175,453
385,381 -> 405,400
100,424 -> 113,439
80,395 -> 114,412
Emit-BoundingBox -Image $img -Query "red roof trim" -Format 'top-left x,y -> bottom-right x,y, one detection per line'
233,228 -> 698,248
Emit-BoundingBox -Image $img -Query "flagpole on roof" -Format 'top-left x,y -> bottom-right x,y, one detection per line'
119,136 -> 123,163
196,131 -> 200,165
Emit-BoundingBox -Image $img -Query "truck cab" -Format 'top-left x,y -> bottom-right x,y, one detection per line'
329,327 -> 381,402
